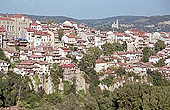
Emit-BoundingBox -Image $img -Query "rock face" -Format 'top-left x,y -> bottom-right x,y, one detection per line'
44,76 -> 54,94
59,67 -> 87,93
99,76 -> 150,92
30,74 -> 55,94
75,72 -> 86,93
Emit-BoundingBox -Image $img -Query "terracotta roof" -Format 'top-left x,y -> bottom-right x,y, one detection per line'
70,21 -> 77,24
118,51 -> 142,55
24,28 -> 35,32
0,60 -> 8,63
150,55 -> 158,58
0,27 -> 6,32
20,52 -> 27,55
36,61 -> 49,65
60,47 -> 70,52
67,35 -> 77,38
124,34 -> 130,37
128,28 -> 142,32
61,63 -> 75,68
35,31 -> 50,36
118,63 -> 127,66
20,60 -> 35,65
31,23 -> 38,26
18,65 -> 39,69
10,14 -> 28,18
0,17 -> 13,21
107,69 -> 114,74
96,59 -> 106,63
77,39 -> 86,42
29,55 -> 44,58
20,47 -> 34,51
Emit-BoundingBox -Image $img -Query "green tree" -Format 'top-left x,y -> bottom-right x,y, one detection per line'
15,46 -> 20,51
0,48 -> 10,63
122,41 -> 127,51
103,42 -> 127,56
79,47 -> 102,70
103,42 -> 114,55
147,69 -> 169,86
141,47 -> 154,62
47,20 -> 56,24
154,40 -> 165,53
154,58 -> 165,67
58,29 -> 64,41
0,71 -> 36,108
97,96 -> 113,110
83,96 -> 99,110
111,83 -> 170,110
115,67 -> 126,77
88,47 -> 103,59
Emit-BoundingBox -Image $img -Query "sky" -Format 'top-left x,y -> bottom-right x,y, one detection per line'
0,0 -> 170,19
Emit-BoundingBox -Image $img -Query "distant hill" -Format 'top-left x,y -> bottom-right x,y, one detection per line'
24,14 -> 148,26
24,14 -> 170,32
24,14 -> 80,24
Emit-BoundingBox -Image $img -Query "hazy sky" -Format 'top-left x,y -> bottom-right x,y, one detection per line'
0,0 -> 170,19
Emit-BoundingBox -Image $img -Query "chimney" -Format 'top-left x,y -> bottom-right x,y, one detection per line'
6,13 -> 9,17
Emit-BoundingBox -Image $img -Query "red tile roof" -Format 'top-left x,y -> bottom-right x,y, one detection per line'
31,23 -> 38,26
61,63 -> 75,68
70,21 -> 77,24
0,27 -> 6,32
0,59 -> 8,63
60,47 -> 71,52
10,14 -> 28,18
96,59 -> 106,63
67,35 -> 77,38
35,31 -> 50,36
20,60 -> 35,65
124,34 -> 130,37
29,55 -> 44,58
24,28 -> 35,32
0,17 -> 13,21
107,69 -> 114,74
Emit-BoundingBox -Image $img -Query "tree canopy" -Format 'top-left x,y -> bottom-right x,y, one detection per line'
47,20 -> 56,24
103,42 -> 127,55
141,47 -> 154,62
154,40 -> 166,53
111,83 -> 170,110
58,29 -> 64,41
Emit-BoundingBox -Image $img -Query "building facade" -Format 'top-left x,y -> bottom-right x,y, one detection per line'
0,17 -> 15,39
10,14 -> 31,38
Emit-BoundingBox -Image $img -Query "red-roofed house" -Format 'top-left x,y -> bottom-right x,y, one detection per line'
30,22 -> 42,31
19,28 -> 35,47
58,47 -> 71,57
34,31 -> 51,47
0,17 -> 15,39
63,21 -> 78,30
61,63 -> 77,81
62,35 -> 77,44
28,55 -> 45,61
95,59 -> 107,72
10,14 -> 31,38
